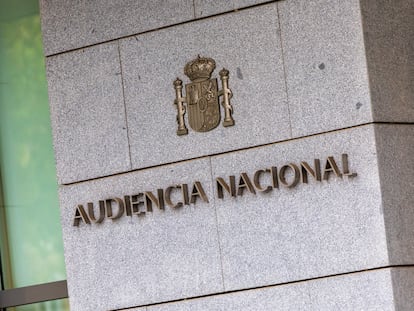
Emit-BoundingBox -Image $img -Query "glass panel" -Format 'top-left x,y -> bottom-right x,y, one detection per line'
0,0 -> 66,288
6,298 -> 70,311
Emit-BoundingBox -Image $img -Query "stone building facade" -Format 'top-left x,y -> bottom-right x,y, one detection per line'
40,0 -> 413,310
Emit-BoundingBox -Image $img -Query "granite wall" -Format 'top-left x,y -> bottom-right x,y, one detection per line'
40,0 -> 414,310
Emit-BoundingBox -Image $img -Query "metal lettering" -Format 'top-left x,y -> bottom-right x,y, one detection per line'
144,189 -> 165,212
216,176 -> 236,198
87,201 -> 105,223
73,205 -> 90,226
165,185 -> 183,209
237,173 -> 256,196
131,194 -> 145,215
342,153 -> 357,177
181,184 -> 190,205
124,195 -> 132,216
106,198 -> 125,220
323,156 -> 342,180
279,164 -> 300,188
72,153 -> 358,227
300,159 -> 321,183
271,166 -> 279,189
253,169 -> 272,193
190,181 -> 209,204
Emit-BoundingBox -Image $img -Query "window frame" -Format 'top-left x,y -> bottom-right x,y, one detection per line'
0,280 -> 68,308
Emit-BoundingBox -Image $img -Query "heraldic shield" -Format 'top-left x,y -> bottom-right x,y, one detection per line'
186,78 -> 220,132
173,55 -> 235,136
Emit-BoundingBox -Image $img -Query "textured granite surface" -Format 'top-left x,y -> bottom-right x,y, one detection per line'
278,0 -> 373,137
120,3 -> 290,171
392,267 -> 414,310
375,124 -> 414,264
125,269 -> 395,310
360,0 -> 414,122
46,42 -> 131,184
60,124 -> 393,310
211,124 -> 387,291
60,158 -> 223,311
40,0 -> 194,55
194,0 -> 271,18
41,1 -> 414,309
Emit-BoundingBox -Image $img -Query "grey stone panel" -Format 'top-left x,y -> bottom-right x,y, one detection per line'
375,124 -> 414,264
305,269 -> 394,310
211,124 -> 388,291
360,0 -> 414,122
40,0 -> 195,56
391,267 -> 414,310
46,42 -> 131,184
194,0 -> 271,18
120,3 -> 290,171
141,269 -> 395,311
278,0 -> 373,137
59,158 -> 223,311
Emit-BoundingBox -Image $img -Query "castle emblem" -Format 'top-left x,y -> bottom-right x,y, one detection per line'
173,56 -> 235,135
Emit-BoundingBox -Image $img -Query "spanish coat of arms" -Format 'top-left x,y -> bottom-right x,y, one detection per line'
173,56 -> 235,135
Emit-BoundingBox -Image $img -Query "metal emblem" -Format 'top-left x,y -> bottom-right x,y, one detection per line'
173,56 -> 234,135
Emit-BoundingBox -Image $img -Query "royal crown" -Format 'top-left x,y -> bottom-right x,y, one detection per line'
184,55 -> 216,82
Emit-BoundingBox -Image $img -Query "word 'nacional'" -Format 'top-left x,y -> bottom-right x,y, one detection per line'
73,154 -> 357,226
